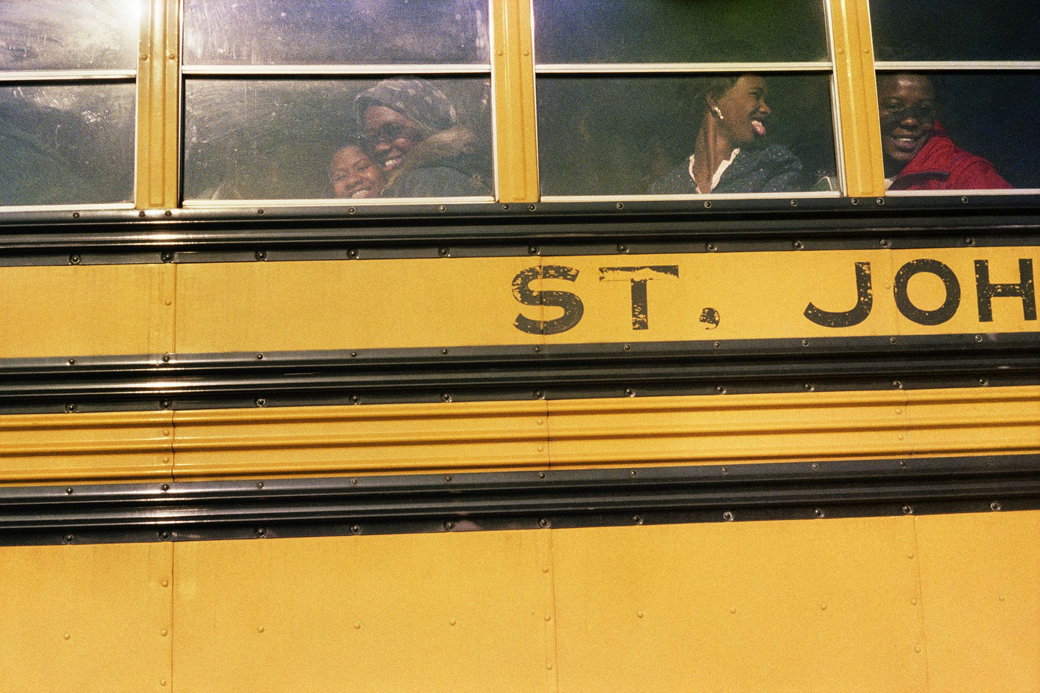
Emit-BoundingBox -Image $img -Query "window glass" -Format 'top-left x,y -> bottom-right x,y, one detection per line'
877,72 -> 1040,191
183,0 -> 490,66
537,75 -> 836,196
0,0 -> 138,70
0,84 -> 135,206
871,1 -> 1040,62
184,78 -> 493,200
533,0 -> 829,64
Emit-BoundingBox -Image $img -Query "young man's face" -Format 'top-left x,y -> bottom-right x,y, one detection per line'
877,74 -> 936,165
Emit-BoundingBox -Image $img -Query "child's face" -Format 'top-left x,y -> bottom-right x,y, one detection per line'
331,146 -> 386,198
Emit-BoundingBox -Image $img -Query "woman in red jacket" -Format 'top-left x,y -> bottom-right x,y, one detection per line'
878,73 -> 1012,191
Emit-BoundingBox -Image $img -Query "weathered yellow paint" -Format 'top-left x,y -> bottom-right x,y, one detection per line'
174,256 -> 545,352
0,543 -> 173,693
907,387 -> 1040,458
0,411 -> 174,485
491,0 -> 540,203
172,531 -> 556,693
135,0 -> 181,209
171,401 -> 550,480
916,512 -> 1040,692
828,0 -> 885,196
0,264 -> 176,358
551,517 -> 926,692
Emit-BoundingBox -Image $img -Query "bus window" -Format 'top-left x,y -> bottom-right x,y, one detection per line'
181,0 -> 494,204
872,1 -> 1040,194
537,74 -> 835,197
871,0 -> 1040,62
533,0 -> 838,199
0,0 -> 137,71
533,0 -> 828,64
0,0 -> 137,208
183,77 -> 492,201
183,0 -> 489,66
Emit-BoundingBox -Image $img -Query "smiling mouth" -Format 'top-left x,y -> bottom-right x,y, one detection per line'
890,135 -> 922,152
382,155 -> 402,170
751,119 -> 766,136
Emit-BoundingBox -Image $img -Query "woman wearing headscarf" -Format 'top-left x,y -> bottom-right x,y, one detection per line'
650,74 -> 805,194
355,78 -> 491,198
877,73 -> 1011,190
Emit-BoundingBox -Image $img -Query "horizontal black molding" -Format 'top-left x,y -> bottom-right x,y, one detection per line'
1,454 -> 1038,547
0,200 -> 1038,265
1,333 -> 1038,413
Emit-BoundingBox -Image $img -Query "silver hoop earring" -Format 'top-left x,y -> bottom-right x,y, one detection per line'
711,105 -> 724,120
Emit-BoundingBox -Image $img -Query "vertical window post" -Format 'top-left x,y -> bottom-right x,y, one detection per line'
136,0 -> 181,209
491,0 -> 540,202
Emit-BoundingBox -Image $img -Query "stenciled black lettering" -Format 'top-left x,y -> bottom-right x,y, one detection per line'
598,266 -> 680,330
893,259 -> 960,325
512,265 -> 584,335
975,259 -> 1037,322
804,262 -> 873,327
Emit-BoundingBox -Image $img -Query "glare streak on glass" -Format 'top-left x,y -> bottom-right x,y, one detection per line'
533,0 -> 829,64
183,0 -> 491,66
0,83 -> 136,206
183,78 -> 493,201
0,0 -> 138,71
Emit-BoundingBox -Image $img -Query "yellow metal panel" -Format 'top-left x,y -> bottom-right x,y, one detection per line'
0,411 -> 174,484
0,543 -> 173,692
548,390 -> 911,468
828,0 -> 884,196
491,0 -> 540,202
0,264 -> 176,358
171,401 -> 549,479
907,387 -> 1040,458
552,517 -> 925,693
174,257 -> 544,352
135,0 -> 181,209
173,531 -> 556,693
916,511 -> 1040,692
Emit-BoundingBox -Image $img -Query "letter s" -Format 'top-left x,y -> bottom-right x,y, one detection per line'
512,265 -> 584,335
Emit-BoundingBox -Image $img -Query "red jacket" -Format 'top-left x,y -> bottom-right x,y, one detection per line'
890,124 -> 1012,191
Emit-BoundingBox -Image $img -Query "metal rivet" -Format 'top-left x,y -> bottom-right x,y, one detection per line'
902,505 -> 913,515
162,457 -> 170,464
974,334 -> 984,343
441,348 -> 449,355
804,383 -> 815,391
534,391 -> 544,399
161,629 -> 168,636
618,244 -> 629,253
348,207 -> 356,214
528,245 -> 538,254
438,247 -> 449,256
139,211 -> 146,217
69,254 -> 81,264
161,580 -> 169,587
350,525 -> 361,534
542,566 -> 550,573
255,250 -> 266,261
64,534 -> 75,543
538,472 -> 545,479
68,358 -> 76,365
539,518 -> 551,528
706,242 -> 717,252
911,598 -> 918,606
632,515 -> 643,525
979,378 -> 989,386
990,501 -> 1002,512
348,249 -> 359,259
162,354 -> 170,362
546,663 -> 553,670
793,240 -> 804,249
65,403 -> 77,413
160,679 -> 167,687
889,336 -> 897,344
445,476 -> 452,482
899,460 -> 907,468
790,200 -> 799,207
965,237 -> 975,246
616,202 -> 624,210
723,511 -> 734,522
533,346 -> 541,353
351,352 -> 358,358
441,393 -> 452,402
255,398 -> 266,407
876,198 -> 885,206
815,508 -> 825,518
159,531 -> 170,540
850,198 -> 859,205
257,626 -> 264,633
350,395 -> 360,404
438,205 -> 446,213
161,484 -> 169,491
893,380 -> 903,389
729,607 -> 737,614
914,645 -> 922,653
961,196 -> 969,204
161,252 -> 173,263
354,621 -> 362,629
999,595 -> 1006,601
820,603 -> 827,610
66,487 -> 74,494
256,353 -> 264,360
879,239 -> 891,248
715,385 -> 726,394
350,478 -> 358,485
256,209 -> 264,215
449,618 -> 456,625
623,343 -> 631,351
502,204 -> 509,210
721,467 -> 728,475
72,212 -> 81,219
713,341 -> 721,349
255,481 -> 264,490
528,204 -> 536,211
637,611 -> 645,618
811,463 -> 820,471
544,613 -> 552,621
703,201 -> 712,209
624,388 -> 635,397
630,470 -> 637,477
801,338 -> 809,347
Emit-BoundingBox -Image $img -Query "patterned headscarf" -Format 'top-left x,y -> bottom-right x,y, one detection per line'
355,78 -> 459,139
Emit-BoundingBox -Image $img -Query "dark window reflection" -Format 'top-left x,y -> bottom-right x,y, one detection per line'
0,0 -> 138,70
534,0 -> 828,64
184,78 -> 493,200
537,75 -> 835,196
871,1 -> 1040,61
0,84 -> 135,206
878,73 -> 1040,190
183,0 -> 490,65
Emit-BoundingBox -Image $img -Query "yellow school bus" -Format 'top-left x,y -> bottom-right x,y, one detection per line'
1,0 -> 1038,691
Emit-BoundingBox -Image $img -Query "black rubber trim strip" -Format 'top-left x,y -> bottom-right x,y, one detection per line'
1,333 -> 1038,413
0,203 -> 1037,266
1,454 -> 1037,546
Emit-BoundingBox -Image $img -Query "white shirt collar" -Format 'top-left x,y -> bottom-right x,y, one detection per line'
687,148 -> 740,194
